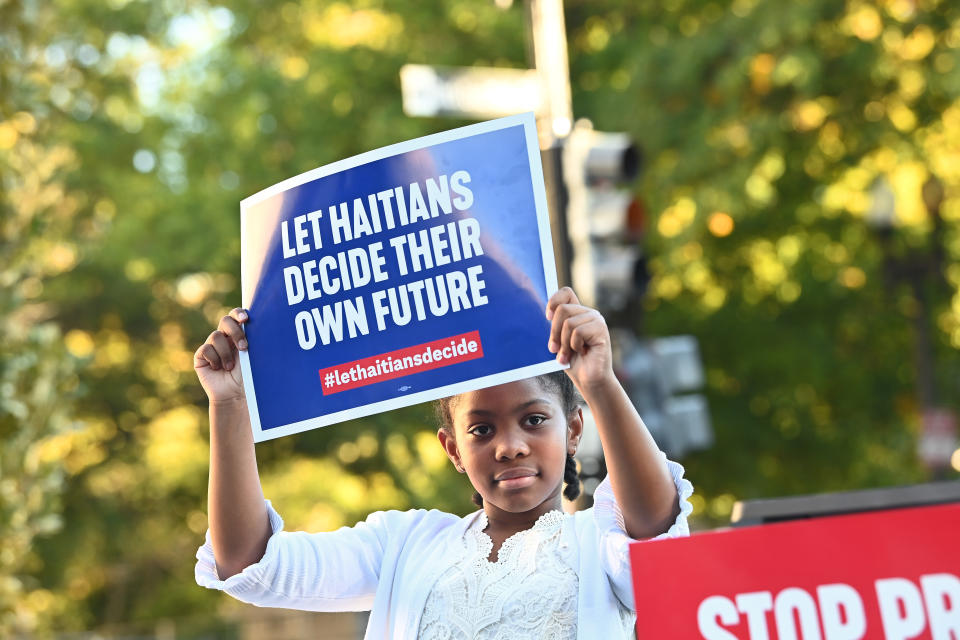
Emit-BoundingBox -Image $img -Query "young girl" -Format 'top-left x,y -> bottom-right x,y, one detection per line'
193,287 -> 694,639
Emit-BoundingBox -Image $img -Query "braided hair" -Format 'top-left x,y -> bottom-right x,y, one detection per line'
434,371 -> 584,506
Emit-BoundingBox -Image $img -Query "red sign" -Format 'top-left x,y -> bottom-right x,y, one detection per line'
630,503 -> 960,639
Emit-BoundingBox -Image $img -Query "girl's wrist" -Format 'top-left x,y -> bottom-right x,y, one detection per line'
210,395 -> 248,409
577,369 -> 621,401
209,397 -> 252,436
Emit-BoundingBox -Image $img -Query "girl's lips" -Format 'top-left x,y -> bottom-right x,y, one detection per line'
495,468 -> 538,490
497,475 -> 537,490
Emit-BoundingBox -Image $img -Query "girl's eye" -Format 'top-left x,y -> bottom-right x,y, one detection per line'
469,424 -> 492,437
526,415 -> 546,426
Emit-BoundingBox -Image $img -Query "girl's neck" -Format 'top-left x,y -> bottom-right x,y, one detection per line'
479,491 -> 563,563
481,491 -> 563,537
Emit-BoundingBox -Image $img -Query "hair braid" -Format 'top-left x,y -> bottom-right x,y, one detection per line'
562,453 -> 581,501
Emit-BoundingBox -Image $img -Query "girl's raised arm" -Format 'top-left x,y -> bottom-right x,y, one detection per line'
546,288 -> 681,539
194,308 -> 272,578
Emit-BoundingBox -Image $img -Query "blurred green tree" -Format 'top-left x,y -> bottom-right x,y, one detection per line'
1,0 -> 100,633
565,0 -> 959,517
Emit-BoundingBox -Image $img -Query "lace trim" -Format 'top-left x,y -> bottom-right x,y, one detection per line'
418,508 -> 578,639
471,509 -> 566,565
653,459 -> 695,540
658,474 -> 695,539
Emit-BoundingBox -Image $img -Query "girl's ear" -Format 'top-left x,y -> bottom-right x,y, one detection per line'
437,428 -> 465,473
566,408 -> 584,456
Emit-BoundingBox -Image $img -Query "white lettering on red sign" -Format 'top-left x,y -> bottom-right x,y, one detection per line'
696,573 -> 959,639
876,574 -> 960,640
817,584 -> 867,640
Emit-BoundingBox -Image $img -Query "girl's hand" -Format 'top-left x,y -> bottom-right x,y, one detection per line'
194,308 -> 248,403
546,287 -> 614,392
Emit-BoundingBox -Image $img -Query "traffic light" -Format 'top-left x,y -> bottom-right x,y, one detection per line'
561,121 -> 712,481
613,331 -> 713,459
574,331 -> 712,503
562,119 -> 647,311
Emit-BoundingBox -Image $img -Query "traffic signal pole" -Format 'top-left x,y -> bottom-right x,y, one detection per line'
527,0 -> 575,287
526,1 -> 713,464
399,1 -> 713,467
526,0 -> 573,140
541,146 -> 572,288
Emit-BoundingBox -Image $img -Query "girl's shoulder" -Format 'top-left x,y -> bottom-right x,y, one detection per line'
358,506 -> 477,544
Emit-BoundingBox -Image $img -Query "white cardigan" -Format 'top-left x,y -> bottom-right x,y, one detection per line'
195,457 -> 693,639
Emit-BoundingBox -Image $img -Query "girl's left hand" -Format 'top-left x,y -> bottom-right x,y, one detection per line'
546,287 -> 614,392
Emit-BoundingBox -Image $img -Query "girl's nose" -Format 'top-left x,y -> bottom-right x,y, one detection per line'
495,430 -> 530,461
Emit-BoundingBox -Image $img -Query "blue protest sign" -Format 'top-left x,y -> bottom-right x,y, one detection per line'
238,113 -> 563,442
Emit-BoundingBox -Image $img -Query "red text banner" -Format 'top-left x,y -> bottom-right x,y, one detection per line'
318,331 -> 483,394
630,503 -> 960,639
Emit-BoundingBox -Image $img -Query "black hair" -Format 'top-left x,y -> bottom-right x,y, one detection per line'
434,370 -> 584,506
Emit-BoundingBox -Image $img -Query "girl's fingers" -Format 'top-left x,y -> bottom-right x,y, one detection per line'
195,340 -> 223,371
548,302 -> 590,355
210,330 -> 236,371
546,287 -> 580,321
548,302 -> 575,353
229,307 -> 249,325
194,309 -> 247,373
558,310 -> 603,364
569,316 -> 606,355
218,314 -> 248,351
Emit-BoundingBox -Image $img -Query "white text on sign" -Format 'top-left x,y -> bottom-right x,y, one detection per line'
697,573 -> 960,640
277,170 -> 493,349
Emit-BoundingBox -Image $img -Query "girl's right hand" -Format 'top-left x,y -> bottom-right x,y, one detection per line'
194,308 -> 249,403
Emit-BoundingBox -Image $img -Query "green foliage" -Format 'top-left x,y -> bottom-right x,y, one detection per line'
2,0 -> 958,634
0,324 -> 80,635
563,0 -> 960,523
1,1 -> 97,632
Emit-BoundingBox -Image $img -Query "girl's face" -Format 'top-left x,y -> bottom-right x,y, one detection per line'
438,378 -> 582,517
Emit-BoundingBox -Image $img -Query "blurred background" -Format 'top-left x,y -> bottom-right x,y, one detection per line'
3,0 -> 960,636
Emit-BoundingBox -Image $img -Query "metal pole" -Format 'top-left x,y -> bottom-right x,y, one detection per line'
526,0 -> 574,286
540,146 -> 572,287
526,0 -> 573,142
911,281 -> 937,411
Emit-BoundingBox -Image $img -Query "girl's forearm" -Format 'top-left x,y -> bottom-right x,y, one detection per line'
207,397 -> 272,578
580,374 -> 680,539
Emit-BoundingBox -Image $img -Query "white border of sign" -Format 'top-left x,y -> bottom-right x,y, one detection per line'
238,112 -> 562,443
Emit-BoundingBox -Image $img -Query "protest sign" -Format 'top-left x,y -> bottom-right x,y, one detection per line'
238,113 -> 562,442
630,503 -> 960,639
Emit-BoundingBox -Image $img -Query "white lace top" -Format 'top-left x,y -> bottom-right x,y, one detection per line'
195,461 -> 694,640
417,509 -> 579,639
